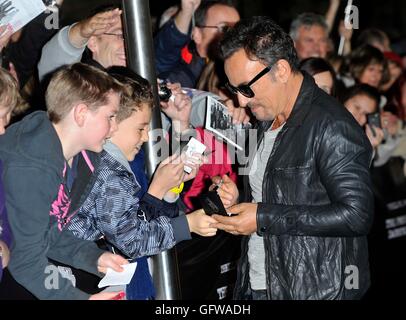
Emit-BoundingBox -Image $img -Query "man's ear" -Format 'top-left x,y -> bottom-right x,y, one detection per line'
275,60 -> 292,84
87,36 -> 98,55
73,103 -> 89,127
192,27 -> 202,45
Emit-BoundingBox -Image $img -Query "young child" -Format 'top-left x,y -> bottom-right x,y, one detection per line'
0,63 -> 128,300
66,67 -> 218,298
0,67 -> 21,283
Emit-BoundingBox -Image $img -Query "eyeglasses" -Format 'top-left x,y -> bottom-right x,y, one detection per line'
103,33 -> 124,41
196,25 -> 231,33
225,66 -> 272,98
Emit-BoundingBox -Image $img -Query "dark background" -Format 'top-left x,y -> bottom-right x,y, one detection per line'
60,0 -> 406,42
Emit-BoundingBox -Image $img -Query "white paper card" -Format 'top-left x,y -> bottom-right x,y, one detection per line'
184,137 -> 206,173
0,0 -> 46,34
98,262 -> 137,288
205,96 -> 251,151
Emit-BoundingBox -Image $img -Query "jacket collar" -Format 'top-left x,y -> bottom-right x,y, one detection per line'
285,71 -> 316,128
103,140 -> 133,175
255,72 -> 316,133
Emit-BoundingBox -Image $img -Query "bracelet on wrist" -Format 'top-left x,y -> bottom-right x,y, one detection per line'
170,182 -> 184,195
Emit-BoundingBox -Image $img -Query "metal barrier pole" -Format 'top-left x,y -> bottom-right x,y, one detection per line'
122,0 -> 181,300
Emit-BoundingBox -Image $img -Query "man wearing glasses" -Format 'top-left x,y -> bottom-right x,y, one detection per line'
154,0 -> 240,88
210,16 -> 374,300
38,6 -> 124,79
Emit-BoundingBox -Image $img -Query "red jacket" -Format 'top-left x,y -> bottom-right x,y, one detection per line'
182,127 -> 237,211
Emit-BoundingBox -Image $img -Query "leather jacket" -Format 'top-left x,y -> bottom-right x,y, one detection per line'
234,73 -> 374,300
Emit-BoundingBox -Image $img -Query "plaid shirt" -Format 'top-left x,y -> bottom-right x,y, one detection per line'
67,150 -> 178,259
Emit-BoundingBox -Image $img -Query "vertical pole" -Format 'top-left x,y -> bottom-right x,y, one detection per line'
121,0 -> 181,300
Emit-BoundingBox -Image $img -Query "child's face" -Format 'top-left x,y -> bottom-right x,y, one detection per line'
111,104 -> 152,161
0,106 -> 12,135
83,92 -> 120,152
344,94 -> 377,126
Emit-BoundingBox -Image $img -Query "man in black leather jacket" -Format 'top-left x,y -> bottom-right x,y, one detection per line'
211,16 -> 374,300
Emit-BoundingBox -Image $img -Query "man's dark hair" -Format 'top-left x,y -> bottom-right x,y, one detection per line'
300,57 -> 335,78
195,0 -> 236,27
339,83 -> 381,107
220,16 -> 299,72
300,57 -> 336,95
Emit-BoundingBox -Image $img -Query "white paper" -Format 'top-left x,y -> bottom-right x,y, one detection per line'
205,96 -> 251,151
0,0 -> 46,34
184,137 -> 206,173
98,262 -> 137,288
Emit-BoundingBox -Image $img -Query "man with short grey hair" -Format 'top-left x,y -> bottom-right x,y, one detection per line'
289,12 -> 329,60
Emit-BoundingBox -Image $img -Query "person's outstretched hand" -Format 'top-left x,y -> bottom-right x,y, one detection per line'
97,252 -> 128,274
186,209 -> 218,237
210,174 -> 239,208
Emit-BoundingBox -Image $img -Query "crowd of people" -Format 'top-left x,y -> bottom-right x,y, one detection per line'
1,0 -> 406,300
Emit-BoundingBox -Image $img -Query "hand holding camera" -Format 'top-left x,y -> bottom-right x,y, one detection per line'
159,81 -> 192,130
366,112 -> 384,148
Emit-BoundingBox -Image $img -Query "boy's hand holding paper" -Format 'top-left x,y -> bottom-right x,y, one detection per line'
98,262 -> 138,288
183,137 -> 206,174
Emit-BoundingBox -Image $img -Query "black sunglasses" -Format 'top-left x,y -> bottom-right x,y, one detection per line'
225,66 -> 272,98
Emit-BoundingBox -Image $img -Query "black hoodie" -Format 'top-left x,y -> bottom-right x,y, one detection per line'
0,111 -> 105,299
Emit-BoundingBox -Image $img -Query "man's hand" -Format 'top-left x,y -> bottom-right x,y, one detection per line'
224,99 -> 250,125
210,174 -> 239,208
181,152 -> 205,182
97,252 -> 128,274
69,9 -> 122,48
211,203 -> 258,236
381,111 -> 399,136
160,82 -> 192,132
175,0 -> 201,34
181,0 -> 201,14
365,124 -> 384,149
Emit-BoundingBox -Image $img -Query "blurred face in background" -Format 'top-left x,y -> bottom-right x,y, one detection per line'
193,4 -> 240,58
381,60 -> 403,91
359,63 -> 384,88
313,71 -> 334,95
294,25 -> 329,60
88,19 -> 127,68
344,94 -> 378,126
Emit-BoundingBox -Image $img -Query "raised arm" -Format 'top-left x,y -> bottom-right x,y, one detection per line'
325,0 -> 341,34
38,9 -> 121,80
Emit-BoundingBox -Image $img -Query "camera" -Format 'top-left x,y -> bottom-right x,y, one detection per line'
158,83 -> 172,102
